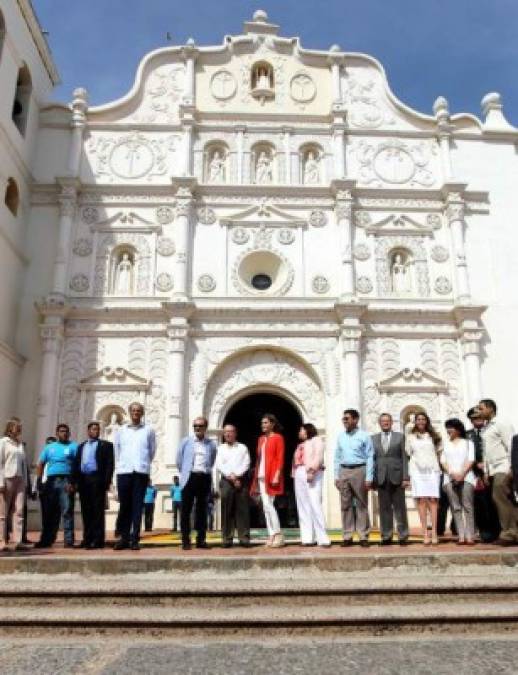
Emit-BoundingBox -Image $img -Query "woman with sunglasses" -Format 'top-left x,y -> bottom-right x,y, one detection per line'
251,413 -> 285,547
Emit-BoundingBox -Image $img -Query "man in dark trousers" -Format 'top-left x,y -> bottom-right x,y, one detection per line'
372,413 -> 409,545
512,433 -> 518,497
72,421 -> 114,549
467,406 -> 500,543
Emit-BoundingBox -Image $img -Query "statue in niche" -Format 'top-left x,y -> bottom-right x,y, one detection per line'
103,411 -> 123,442
256,66 -> 271,90
391,253 -> 411,295
303,151 -> 320,184
114,252 -> 134,295
404,413 -> 416,437
208,150 -> 226,183
255,151 -> 273,184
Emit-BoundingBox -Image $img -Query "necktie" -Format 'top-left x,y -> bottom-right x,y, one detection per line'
382,433 -> 390,453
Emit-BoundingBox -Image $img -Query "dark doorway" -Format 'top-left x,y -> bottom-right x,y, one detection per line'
223,392 -> 303,528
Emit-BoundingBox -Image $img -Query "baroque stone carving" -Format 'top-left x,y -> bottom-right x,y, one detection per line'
197,274 -> 216,293
355,139 -> 436,187
88,132 -> 176,181
427,213 -> 442,229
69,274 -> 90,293
290,72 -> 316,105
156,206 -> 174,225
342,74 -> 394,129
375,236 -> 430,297
434,276 -> 452,295
312,276 -> 329,294
277,228 -> 295,245
232,227 -> 250,245
82,207 -> 99,224
131,64 -> 185,124
355,211 -> 372,227
155,272 -> 174,292
94,233 -> 152,295
72,238 -> 93,257
353,243 -> 371,261
431,245 -> 449,263
197,206 -> 217,225
211,70 -> 237,102
157,236 -> 176,257
356,276 -> 373,294
309,210 -> 327,227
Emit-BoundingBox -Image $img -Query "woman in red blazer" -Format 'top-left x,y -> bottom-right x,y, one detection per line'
251,414 -> 285,547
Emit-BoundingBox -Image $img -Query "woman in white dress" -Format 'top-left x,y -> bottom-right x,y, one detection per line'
406,411 -> 442,545
441,418 -> 476,545
292,423 -> 330,547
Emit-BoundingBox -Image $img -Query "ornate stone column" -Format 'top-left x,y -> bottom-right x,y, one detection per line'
282,126 -> 292,184
181,39 -> 198,106
171,177 -> 197,300
433,97 -> 453,181
51,177 -> 79,302
332,180 -> 356,299
164,302 -> 194,465
235,125 -> 246,184
327,45 -> 344,105
444,185 -> 471,304
336,303 -> 366,412
461,329 -> 484,405
34,312 -> 65,451
67,88 -> 88,175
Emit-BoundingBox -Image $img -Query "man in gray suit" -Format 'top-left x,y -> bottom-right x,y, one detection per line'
372,413 -> 409,546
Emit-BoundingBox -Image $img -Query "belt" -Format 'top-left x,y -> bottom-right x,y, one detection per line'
341,463 -> 366,469
47,474 -> 69,480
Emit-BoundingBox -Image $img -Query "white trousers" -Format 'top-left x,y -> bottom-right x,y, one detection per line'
294,466 -> 330,545
259,478 -> 281,536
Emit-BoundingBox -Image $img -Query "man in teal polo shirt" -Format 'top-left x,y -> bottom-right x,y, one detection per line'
35,423 -> 78,548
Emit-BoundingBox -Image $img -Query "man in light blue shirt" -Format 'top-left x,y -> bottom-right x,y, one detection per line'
334,408 -> 374,547
176,416 -> 217,550
113,402 -> 156,551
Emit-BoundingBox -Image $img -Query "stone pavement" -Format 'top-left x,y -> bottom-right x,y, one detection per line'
0,637 -> 516,674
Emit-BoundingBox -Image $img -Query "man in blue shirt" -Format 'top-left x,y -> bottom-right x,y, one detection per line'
170,475 -> 182,532
334,408 -> 374,548
143,481 -> 157,532
35,423 -> 78,548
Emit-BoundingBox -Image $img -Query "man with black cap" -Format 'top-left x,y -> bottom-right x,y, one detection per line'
467,406 -> 500,543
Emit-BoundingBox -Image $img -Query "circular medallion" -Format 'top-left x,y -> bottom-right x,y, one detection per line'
373,146 -> 415,184
434,276 -> 452,295
312,275 -> 329,294
431,245 -> 449,263
277,228 -> 295,245
232,227 -> 250,245
69,274 -> 90,293
157,237 -> 176,257
211,70 -> 237,101
353,243 -> 371,261
156,206 -> 174,225
109,138 -> 154,179
356,276 -> 373,294
82,207 -> 99,225
155,272 -> 174,292
197,206 -> 217,225
309,210 -> 327,227
290,73 -> 316,103
197,274 -> 216,293
72,238 -> 93,257
355,211 -> 372,227
427,213 -> 442,229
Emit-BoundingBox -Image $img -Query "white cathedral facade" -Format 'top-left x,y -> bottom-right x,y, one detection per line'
1,4 -> 518,527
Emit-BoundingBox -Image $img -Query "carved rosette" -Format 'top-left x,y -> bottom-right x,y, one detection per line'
434,276 -> 452,295
277,228 -> 295,245
82,207 -> 99,225
308,210 -> 327,227
72,238 -> 93,257
353,243 -> 371,261
157,237 -> 176,257
311,275 -> 329,294
356,276 -> 373,294
69,274 -> 90,293
232,228 -> 250,245
355,211 -> 372,227
155,273 -> 174,292
197,206 -> 217,225
156,206 -> 174,225
197,274 -> 217,293
431,245 -> 449,263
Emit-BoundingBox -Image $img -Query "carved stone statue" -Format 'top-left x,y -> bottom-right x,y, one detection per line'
255,151 -> 273,184
391,253 -> 411,295
208,150 -> 226,183
404,413 -> 416,437
256,67 -> 271,90
104,412 -> 122,442
303,151 -> 320,184
114,253 -> 133,295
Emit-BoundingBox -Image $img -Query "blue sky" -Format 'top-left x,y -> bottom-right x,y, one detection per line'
34,0 -> 518,124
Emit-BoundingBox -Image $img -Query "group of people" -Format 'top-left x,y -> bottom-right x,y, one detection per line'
1,397 -> 517,552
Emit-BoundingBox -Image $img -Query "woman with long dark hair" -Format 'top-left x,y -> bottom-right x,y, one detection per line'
293,423 -> 330,547
406,411 -> 442,545
441,418 -> 476,545
250,413 -> 285,547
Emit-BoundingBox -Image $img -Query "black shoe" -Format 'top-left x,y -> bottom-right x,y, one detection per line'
182,541 -> 192,550
86,543 -> 98,550
64,543 -> 75,549
113,540 -> 130,551
196,541 -> 209,549
78,540 -> 88,548
341,539 -> 353,547
222,542 -> 233,548
380,539 -> 393,546
239,541 -> 251,548
359,540 -> 370,548
130,542 -> 141,551
399,538 -> 409,546
34,541 -> 50,549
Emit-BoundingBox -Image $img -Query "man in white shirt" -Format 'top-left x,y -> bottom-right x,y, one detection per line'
478,398 -> 518,544
113,402 -> 156,551
216,424 -> 251,548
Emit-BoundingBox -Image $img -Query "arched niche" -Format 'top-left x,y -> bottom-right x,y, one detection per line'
375,236 -> 430,297
204,141 -> 229,184
4,177 -> 19,216
251,61 -> 274,99
389,246 -> 413,296
400,403 -> 426,435
12,64 -> 32,136
94,233 -> 152,296
251,142 -> 276,185
300,143 -> 323,185
110,245 -> 137,295
96,404 -> 127,442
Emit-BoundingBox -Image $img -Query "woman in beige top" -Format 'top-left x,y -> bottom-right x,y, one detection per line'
0,417 -> 28,551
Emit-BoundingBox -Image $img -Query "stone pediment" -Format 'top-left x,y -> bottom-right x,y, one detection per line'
89,211 -> 161,234
360,213 -> 441,237
79,367 -> 151,392
377,368 -> 448,394
220,201 -> 306,227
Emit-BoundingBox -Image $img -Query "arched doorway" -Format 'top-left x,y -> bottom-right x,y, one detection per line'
223,392 -> 303,528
